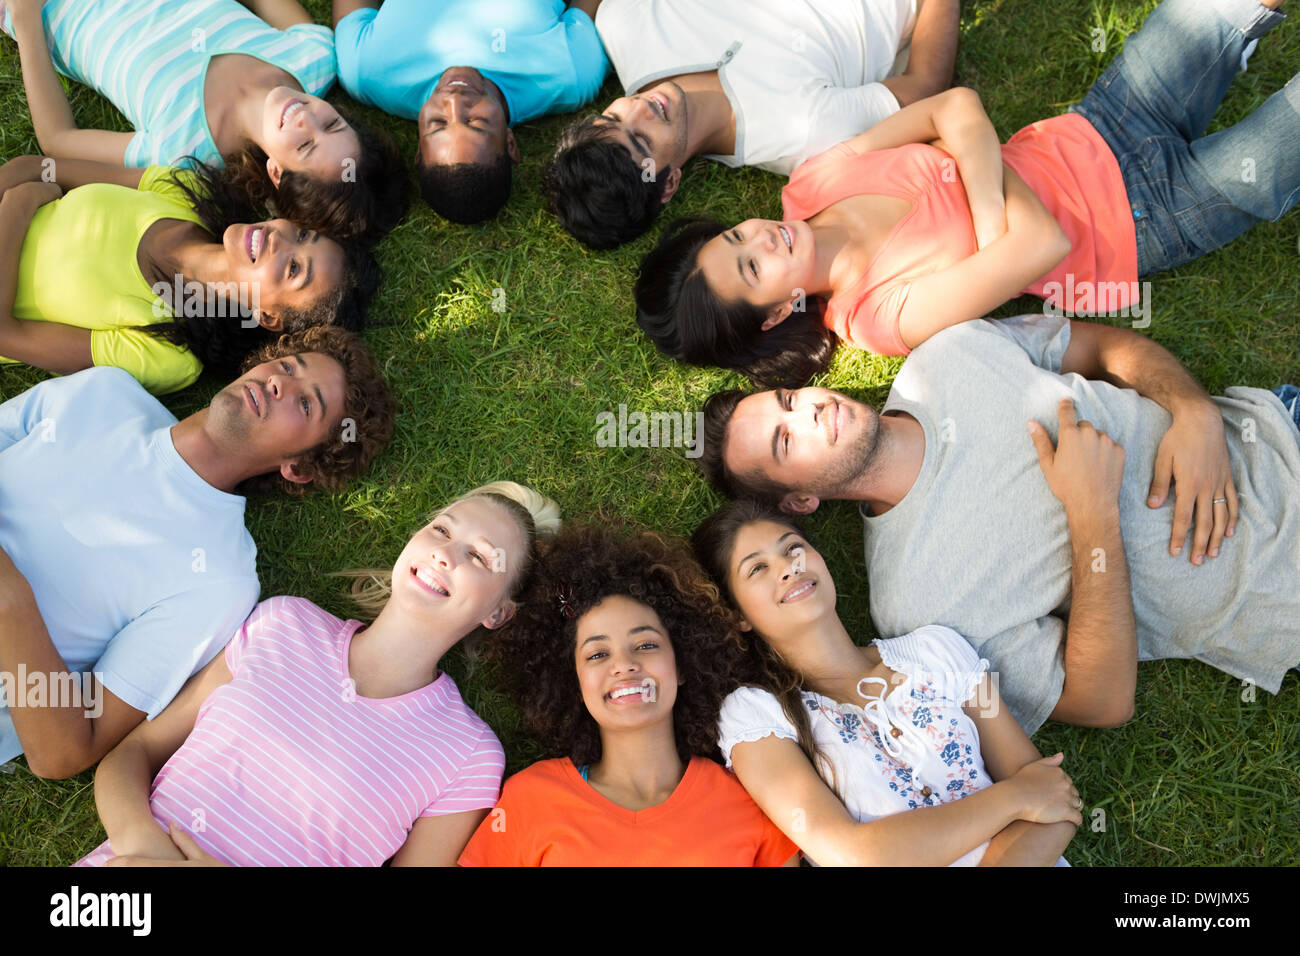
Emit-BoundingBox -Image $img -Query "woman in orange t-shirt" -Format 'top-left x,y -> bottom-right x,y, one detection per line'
458,525 -> 799,867
634,0 -> 1297,386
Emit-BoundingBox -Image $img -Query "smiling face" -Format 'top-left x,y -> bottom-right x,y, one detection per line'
574,594 -> 680,733
209,351 -> 348,478
594,81 -> 689,193
219,220 -> 345,330
261,88 -> 361,186
695,218 -> 817,325
390,497 -> 527,637
726,520 -> 836,645
417,67 -> 518,168
724,387 -> 883,504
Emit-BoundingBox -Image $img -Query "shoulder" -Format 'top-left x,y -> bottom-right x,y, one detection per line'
876,624 -> 989,699
717,686 -> 802,766
501,757 -> 575,798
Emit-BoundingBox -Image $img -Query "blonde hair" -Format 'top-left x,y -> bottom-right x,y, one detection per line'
336,481 -> 562,620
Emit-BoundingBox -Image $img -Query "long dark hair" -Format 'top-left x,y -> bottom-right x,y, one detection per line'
692,499 -> 837,795
142,159 -> 381,376
635,217 -> 837,388
223,104 -> 410,243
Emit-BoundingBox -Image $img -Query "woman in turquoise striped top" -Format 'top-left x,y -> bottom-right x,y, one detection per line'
3,0 -> 407,240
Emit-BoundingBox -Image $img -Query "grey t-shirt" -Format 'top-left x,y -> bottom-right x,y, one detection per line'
862,315 -> 1300,733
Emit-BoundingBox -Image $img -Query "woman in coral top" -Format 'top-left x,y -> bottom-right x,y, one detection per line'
635,0 -> 1297,386
458,525 -> 798,867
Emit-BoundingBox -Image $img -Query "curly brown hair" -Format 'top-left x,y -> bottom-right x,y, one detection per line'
236,325 -> 396,497
489,523 -> 750,767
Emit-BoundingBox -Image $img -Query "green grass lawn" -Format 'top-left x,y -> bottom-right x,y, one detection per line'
1,0 -> 1297,866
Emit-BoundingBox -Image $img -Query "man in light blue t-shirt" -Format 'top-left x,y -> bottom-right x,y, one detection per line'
333,0 -> 610,224
0,327 -> 395,778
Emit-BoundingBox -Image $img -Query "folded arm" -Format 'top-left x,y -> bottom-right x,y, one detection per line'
729,730 -> 1079,867
95,651 -> 233,861
880,0 -> 960,107
0,545 -> 146,778
0,184 -> 94,374
1061,320 -> 1237,565
7,3 -> 132,164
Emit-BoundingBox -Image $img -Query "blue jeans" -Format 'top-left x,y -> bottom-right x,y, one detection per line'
1274,385 -> 1300,430
1070,0 -> 1300,276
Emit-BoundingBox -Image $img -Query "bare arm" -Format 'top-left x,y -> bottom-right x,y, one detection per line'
0,154 -> 144,195
965,674 -> 1077,865
95,651 -> 234,861
567,0 -> 603,19
880,0 -> 960,107
239,0 -> 314,29
1029,398 -> 1138,728
0,545 -> 146,778
390,810 -> 490,866
332,0 -> 380,28
7,1 -> 133,164
895,166 -> 1070,349
0,184 -> 94,375
729,732 -> 1080,867
1061,321 -> 1237,565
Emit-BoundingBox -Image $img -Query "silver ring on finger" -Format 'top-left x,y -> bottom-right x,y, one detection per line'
1213,497 -> 1228,505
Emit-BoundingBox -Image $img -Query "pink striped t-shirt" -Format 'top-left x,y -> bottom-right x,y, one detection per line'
77,596 -> 505,866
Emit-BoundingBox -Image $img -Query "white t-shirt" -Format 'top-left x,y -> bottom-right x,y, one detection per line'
718,625 -> 1014,867
0,368 -> 259,763
596,0 -> 917,175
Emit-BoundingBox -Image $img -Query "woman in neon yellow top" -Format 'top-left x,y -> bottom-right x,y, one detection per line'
0,155 -> 378,394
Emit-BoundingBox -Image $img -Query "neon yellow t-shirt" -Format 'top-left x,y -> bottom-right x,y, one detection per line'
9,166 -> 206,394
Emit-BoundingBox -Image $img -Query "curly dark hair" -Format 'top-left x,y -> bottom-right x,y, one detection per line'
489,524 -> 749,766
636,217 -> 837,388
542,115 -> 670,249
223,104 -> 411,243
141,160 -> 382,377
235,325 -> 396,497
416,151 -> 514,225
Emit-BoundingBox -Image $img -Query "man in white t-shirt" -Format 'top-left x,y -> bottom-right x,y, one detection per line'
543,0 -> 959,249
0,326 -> 395,777
695,316 -> 1300,734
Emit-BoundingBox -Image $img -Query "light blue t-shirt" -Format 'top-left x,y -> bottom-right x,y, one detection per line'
0,368 -> 259,764
1,0 -> 336,168
335,0 -> 609,124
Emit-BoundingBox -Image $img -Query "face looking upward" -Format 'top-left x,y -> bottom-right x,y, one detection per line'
417,67 -> 520,168
261,88 -> 361,187
726,520 -> 837,644
391,497 -> 527,637
724,387 -> 883,510
574,594 -> 680,732
595,81 -> 689,201
209,351 -> 348,481
695,218 -> 818,329
219,220 -> 345,330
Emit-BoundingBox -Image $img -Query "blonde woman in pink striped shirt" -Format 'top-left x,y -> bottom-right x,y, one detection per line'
80,482 -> 560,867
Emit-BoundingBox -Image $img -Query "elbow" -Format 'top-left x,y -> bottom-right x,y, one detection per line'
26,745 -> 94,780
1076,696 -> 1136,729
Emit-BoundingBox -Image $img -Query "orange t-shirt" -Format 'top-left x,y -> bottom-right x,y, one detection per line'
457,756 -> 798,867
782,112 -> 1137,356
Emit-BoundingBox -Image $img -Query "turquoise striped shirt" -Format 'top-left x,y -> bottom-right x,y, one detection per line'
3,0 -> 336,167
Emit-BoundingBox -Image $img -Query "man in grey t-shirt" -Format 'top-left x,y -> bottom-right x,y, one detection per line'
696,315 -> 1300,733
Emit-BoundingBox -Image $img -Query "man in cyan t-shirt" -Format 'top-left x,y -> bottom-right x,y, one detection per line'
696,316 -> 1300,734
544,0 -> 960,249
0,326 -> 395,777
332,0 -> 610,224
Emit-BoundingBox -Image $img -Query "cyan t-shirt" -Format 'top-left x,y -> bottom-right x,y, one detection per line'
335,0 -> 609,124
0,368 -> 259,764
